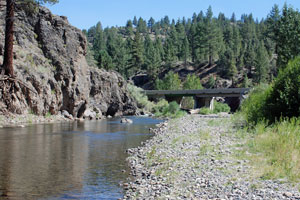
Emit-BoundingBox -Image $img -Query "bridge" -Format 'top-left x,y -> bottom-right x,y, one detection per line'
144,88 -> 250,110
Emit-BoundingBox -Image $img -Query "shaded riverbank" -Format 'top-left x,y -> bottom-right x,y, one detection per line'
124,115 -> 300,199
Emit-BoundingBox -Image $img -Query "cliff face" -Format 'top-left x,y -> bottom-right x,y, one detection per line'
0,5 -> 137,117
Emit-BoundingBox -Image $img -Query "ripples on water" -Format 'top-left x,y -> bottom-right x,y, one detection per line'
0,116 -> 162,200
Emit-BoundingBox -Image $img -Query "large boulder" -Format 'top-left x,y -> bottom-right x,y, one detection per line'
0,4 -> 137,117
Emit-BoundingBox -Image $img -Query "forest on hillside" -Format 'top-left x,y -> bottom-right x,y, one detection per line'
83,4 -> 300,88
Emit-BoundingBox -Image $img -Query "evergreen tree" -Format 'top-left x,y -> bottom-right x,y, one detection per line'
144,35 -> 161,78
148,17 -> 155,32
125,20 -> 134,36
183,74 -> 203,89
155,72 -> 182,90
254,42 -> 269,83
137,17 -> 147,33
133,16 -> 138,26
92,22 -> 105,53
128,31 -> 144,76
154,37 -> 165,61
272,4 -> 300,68
97,50 -> 113,70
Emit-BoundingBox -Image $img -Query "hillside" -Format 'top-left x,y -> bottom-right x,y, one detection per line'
0,4 -> 137,117
85,5 -> 298,89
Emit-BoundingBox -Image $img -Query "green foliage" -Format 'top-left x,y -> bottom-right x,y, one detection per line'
96,50 -> 113,70
207,76 -> 215,88
245,118 -> 300,181
155,72 -> 182,90
199,101 -> 230,115
266,57 -> 300,121
268,4 -> 300,68
45,112 -> 52,118
183,74 -> 203,90
199,107 -> 213,115
155,101 -> 186,118
85,4 -> 300,86
241,56 -> 300,124
240,84 -> 272,125
127,84 -> 155,113
213,101 -> 231,113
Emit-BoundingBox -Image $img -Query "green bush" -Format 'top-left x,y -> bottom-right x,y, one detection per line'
266,57 -> 300,122
198,101 -> 230,115
199,107 -> 213,115
127,84 -> 155,112
152,99 -> 169,113
241,56 -> 300,124
213,101 -> 231,113
240,84 -> 272,125
155,101 -> 186,118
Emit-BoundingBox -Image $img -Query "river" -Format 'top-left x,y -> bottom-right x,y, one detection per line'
0,116 -> 162,200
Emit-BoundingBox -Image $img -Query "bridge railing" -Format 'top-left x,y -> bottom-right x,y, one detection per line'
144,88 -> 250,98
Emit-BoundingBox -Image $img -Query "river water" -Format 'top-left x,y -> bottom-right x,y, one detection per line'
0,116 -> 162,200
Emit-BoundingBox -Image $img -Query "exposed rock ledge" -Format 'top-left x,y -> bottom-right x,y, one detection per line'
0,5 -> 137,118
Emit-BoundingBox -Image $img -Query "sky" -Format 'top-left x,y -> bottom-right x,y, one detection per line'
46,0 -> 300,30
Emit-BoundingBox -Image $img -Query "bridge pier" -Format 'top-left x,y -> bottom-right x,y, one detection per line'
165,96 -> 183,106
194,97 -> 215,110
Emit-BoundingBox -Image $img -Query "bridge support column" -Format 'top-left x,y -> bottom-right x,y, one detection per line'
194,97 -> 215,110
165,96 -> 183,107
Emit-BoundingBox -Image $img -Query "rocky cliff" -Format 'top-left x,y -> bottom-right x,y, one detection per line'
0,4 -> 137,117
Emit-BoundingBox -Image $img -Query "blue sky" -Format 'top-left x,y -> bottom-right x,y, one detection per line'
46,0 -> 300,30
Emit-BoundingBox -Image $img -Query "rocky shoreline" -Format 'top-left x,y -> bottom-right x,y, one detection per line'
124,115 -> 300,199
0,113 -> 74,128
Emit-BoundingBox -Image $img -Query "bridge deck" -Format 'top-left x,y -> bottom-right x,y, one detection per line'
145,88 -> 250,98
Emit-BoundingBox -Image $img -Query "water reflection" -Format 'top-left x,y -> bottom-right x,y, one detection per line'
0,117 -> 162,199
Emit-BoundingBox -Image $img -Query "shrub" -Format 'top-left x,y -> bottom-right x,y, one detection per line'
266,57 -> 300,122
213,101 -> 231,113
241,56 -> 300,124
155,71 -> 182,90
127,84 -> 155,112
199,107 -> 213,115
240,84 -> 272,125
155,101 -> 186,118
152,99 -> 169,113
183,74 -> 203,90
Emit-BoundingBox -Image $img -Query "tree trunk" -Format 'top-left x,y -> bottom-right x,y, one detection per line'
2,0 -> 15,77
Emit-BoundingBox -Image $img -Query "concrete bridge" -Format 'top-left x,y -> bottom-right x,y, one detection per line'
144,88 -> 250,110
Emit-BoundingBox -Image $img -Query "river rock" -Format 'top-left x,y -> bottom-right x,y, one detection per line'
121,118 -> 133,124
83,109 -> 97,119
0,4 -> 138,117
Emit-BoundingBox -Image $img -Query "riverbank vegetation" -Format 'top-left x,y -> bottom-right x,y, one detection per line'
128,84 -> 185,118
236,56 -> 300,182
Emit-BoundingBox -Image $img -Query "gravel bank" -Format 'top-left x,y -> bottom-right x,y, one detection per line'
0,114 -> 72,128
124,115 -> 300,199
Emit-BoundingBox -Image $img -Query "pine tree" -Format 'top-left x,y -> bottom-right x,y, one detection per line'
128,31 -> 144,75
254,42 -> 269,83
92,22 -> 105,53
155,72 -> 181,90
183,74 -> 203,89
137,17 -> 147,33
148,17 -> 155,32
133,16 -> 138,26
125,20 -> 134,36
97,50 -> 113,70
144,35 -> 161,78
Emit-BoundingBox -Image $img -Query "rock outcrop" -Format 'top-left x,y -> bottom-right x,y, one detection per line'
0,4 -> 137,117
